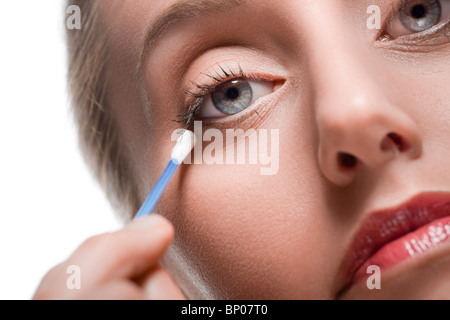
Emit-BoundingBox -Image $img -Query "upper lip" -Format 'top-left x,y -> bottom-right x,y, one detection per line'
339,192 -> 450,293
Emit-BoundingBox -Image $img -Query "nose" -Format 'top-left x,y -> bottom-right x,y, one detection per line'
316,92 -> 423,186
310,46 -> 423,186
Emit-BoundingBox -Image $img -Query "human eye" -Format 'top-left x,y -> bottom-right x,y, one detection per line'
384,0 -> 450,39
179,65 -> 277,126
198,78 -> 273,119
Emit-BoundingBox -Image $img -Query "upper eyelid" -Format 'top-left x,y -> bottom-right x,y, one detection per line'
184,64 -> 263,101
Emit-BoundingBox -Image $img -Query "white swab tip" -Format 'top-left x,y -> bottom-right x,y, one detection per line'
171,130 -> 196,164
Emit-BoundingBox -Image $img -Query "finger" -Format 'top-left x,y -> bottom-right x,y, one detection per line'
141,264 -> 186,300
48,214 -> 173,294
72,214 -> 174,285
33,263 -> 69,300
33,214 -> 174,299
81,280 -> 146,300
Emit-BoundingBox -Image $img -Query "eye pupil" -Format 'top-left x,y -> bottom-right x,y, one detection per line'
226,87 -> 240,100
211,79 -> 253,115
399,0 -> 442,33
411,4 -> 427,18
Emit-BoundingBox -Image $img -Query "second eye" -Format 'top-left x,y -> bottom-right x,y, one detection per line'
198,79 -> 274,119
386,0 -> 450,38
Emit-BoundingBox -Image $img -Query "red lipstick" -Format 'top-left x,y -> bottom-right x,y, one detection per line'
342,192 -> 450,290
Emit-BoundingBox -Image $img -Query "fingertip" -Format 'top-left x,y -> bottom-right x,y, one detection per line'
150,213 -> 175,243
127,214 -> 174,238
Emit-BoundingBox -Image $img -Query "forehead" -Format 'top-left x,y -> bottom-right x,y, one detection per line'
96,0 -> 370,54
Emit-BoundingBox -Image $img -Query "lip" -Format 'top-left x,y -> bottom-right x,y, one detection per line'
340,192 -> 450,293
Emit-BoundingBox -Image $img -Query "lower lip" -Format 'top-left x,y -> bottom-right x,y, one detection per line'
353,216 -> 450,284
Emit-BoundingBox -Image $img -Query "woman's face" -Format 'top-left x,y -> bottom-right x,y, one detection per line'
99,0 -> 450,299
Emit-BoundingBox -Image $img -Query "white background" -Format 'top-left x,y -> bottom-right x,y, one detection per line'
0,2 -> 122,299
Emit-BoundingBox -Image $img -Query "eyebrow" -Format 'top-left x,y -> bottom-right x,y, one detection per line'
136,0 -> 245,79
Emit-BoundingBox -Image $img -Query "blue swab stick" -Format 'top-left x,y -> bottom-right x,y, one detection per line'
135,130 -> 196,219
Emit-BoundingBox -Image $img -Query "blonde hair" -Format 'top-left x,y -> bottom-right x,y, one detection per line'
66,0 -> 139,221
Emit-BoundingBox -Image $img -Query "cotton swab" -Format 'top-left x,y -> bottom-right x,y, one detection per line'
134,130 -> 196,219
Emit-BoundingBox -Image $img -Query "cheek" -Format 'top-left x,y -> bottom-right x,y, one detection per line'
156,121 -> 339,299
390,65 -> 450,143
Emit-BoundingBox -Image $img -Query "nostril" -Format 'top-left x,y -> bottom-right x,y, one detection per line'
381,132 -> 410,152
337,152 -> 358,169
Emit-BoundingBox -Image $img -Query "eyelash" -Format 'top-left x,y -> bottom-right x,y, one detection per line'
176,64 -> 255,128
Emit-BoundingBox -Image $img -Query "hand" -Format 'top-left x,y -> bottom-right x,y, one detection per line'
33,214 -> 185,300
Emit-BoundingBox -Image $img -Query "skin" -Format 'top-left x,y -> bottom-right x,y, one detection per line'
35,0 -> 450,299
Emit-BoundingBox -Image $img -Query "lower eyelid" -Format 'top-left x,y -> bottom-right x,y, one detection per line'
398,19 -> 450,45
199,85 -> 284,132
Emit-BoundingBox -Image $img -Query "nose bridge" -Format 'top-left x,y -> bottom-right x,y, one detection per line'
302,6 -> 389,126
308,27 -> 389,153
308,29 -> 381,117
302,15 -> 423,186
